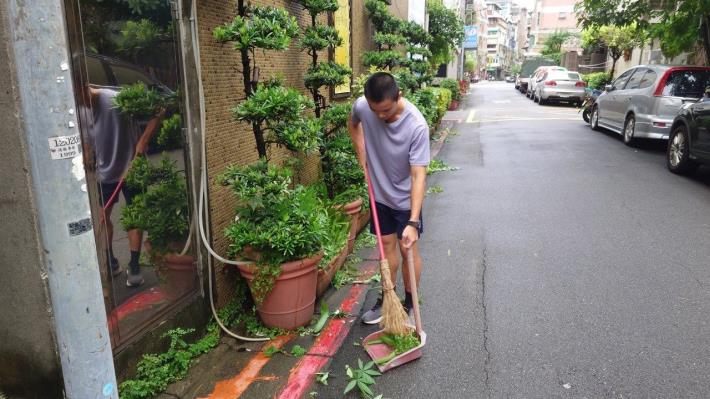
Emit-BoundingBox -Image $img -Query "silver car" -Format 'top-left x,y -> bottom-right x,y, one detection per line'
534,70 -> 586,106
590,65 -> 710,145
527,66 -> 567,100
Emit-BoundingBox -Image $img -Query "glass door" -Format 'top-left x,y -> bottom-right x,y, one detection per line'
65,0 -> 200,349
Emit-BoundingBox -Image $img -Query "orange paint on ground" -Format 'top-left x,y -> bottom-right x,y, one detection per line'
201,334 -> 293,399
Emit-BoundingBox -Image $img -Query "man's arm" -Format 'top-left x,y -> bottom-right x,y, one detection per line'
402,165 -> 426,248
347,115 -> 366,170
134,109 -> 167,156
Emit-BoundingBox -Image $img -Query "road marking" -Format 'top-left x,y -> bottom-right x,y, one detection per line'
466,109 -> 477,123
492,100 -> 511,104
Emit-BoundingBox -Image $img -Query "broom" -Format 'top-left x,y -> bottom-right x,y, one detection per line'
365,169 -> 412,336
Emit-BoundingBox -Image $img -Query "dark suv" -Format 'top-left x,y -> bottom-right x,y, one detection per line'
667,86 -> 710,174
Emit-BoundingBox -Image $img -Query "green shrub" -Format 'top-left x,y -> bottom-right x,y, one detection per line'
408,88 -> 437,127
441,78 -> 461,102
431,87 -> 451,123
300,25 -> 342,51
121,155 -> 189,254
113,82 -> 164,119
304,61 -> 352,90
156,113 -> 183,150
582,72 -> 611,90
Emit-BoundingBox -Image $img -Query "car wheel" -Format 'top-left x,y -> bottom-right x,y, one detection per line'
667,124 -> 699,175
590,106 -> 600,131
623,115 -> 636,146
539,96 -> 546,105
582,108 -> 591,123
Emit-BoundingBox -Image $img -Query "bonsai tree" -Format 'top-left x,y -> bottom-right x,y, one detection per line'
363,0 -> 407,71
217,160 -> 327,304
296,0 -> 352,118
401,20 -> 434,90
213,4 -> 320,159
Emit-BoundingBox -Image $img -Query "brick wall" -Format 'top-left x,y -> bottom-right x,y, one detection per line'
197,0 -> 334,304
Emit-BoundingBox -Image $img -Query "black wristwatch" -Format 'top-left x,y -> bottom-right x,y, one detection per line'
406,220 -> 420,229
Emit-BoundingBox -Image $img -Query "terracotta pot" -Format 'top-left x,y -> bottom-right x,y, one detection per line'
237,253 -> 322,330
316,244 -> 349,298
335,198 -> 363,254
144,240 -> 195,271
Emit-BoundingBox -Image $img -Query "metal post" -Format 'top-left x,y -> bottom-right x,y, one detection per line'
5,1 -> 118,398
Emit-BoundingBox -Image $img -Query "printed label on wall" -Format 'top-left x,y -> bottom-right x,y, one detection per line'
49,134 -> 81,160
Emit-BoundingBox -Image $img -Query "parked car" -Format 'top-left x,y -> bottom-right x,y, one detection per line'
516,57 -> 556,93
533,70 -> 586,106
590,65 -> 710,146
505,75 -> 516,83
666,88 -> 710,174
527,66 -> 567,99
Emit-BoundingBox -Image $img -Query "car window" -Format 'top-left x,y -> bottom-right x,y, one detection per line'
625,68 -> 647,89
661,69 -> 710,98
638,69 -> 657,89
613,69 -> 635,90
85,56 -> 112,86
548,71 -> 580,80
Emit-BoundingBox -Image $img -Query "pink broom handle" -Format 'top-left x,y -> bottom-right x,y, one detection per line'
365,169 -> 386,261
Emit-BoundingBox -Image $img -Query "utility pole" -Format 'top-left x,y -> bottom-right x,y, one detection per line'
3,1 -> 118,397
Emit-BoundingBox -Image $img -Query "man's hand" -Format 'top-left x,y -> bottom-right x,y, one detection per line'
401,225 -> 419,249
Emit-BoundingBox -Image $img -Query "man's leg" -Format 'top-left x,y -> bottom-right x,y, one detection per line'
382,233 -> 400,284
123,185 -> 145,287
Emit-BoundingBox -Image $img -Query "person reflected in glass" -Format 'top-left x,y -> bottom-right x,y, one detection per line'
78,79 -> 165,287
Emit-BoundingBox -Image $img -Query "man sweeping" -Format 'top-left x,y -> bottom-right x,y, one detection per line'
348,72 -> 430,325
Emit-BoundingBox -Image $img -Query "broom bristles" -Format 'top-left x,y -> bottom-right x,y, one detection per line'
379,259 -> 414,335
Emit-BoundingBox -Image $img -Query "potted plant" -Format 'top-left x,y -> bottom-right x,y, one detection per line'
218,161 -> 327,329
315,205 -> 350,297
441,78 -> 461,110
121,155 -> 192,270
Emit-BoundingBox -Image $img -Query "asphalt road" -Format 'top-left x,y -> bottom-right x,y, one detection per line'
316,81 -> 710,399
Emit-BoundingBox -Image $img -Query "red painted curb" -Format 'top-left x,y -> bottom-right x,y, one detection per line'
275,262 -> 378,399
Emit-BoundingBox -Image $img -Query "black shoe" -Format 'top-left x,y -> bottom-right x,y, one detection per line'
361,297 -> 383,324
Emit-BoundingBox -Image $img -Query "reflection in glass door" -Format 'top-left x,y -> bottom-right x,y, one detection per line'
66,0 -> 199,349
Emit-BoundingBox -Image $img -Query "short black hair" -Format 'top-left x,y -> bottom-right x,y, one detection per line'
364,72 -> 400,102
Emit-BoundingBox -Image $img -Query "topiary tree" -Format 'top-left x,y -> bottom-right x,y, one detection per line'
213,4 -> 319,160
363,0 -> 407,70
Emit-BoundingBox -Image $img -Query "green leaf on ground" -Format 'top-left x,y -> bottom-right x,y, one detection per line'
427,185 -> 443,195
290,345 -> 307,357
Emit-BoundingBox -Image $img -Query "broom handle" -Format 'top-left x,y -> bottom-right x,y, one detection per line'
365,170 -> 386,260
407,248 -> 423,335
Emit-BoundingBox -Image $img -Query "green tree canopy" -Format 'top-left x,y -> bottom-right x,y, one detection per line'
427,1 -> 465,66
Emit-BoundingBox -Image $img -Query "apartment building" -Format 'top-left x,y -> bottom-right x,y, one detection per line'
529,0 -> 582,55
485,2 -> 513,78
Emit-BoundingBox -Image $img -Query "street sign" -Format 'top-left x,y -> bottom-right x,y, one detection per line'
463,25 -> 478,49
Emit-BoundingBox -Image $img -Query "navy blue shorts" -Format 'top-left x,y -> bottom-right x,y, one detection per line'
370,202 -> 423,239
99,181 -> 139,208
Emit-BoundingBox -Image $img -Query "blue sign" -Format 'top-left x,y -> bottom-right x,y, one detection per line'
463,25 -> 478,49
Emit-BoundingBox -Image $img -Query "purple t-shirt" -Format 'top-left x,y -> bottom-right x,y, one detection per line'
351,96 -> 430,210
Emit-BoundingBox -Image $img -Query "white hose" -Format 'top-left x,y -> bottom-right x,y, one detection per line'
185,0 -> 269,342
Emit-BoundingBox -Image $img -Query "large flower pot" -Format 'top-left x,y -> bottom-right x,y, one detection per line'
237,253 -> 322,330
336,198 -> 363,254
316,244 -> 349,298
448,100 -> 459,111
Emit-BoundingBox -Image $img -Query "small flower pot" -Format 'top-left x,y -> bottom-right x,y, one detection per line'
316,243 -> 349,298
144,240 -> 195,271
237,253 -> 323,330
334,198 -> 363,254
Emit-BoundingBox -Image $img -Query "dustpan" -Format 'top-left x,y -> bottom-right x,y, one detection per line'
363,247 -> 426,372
